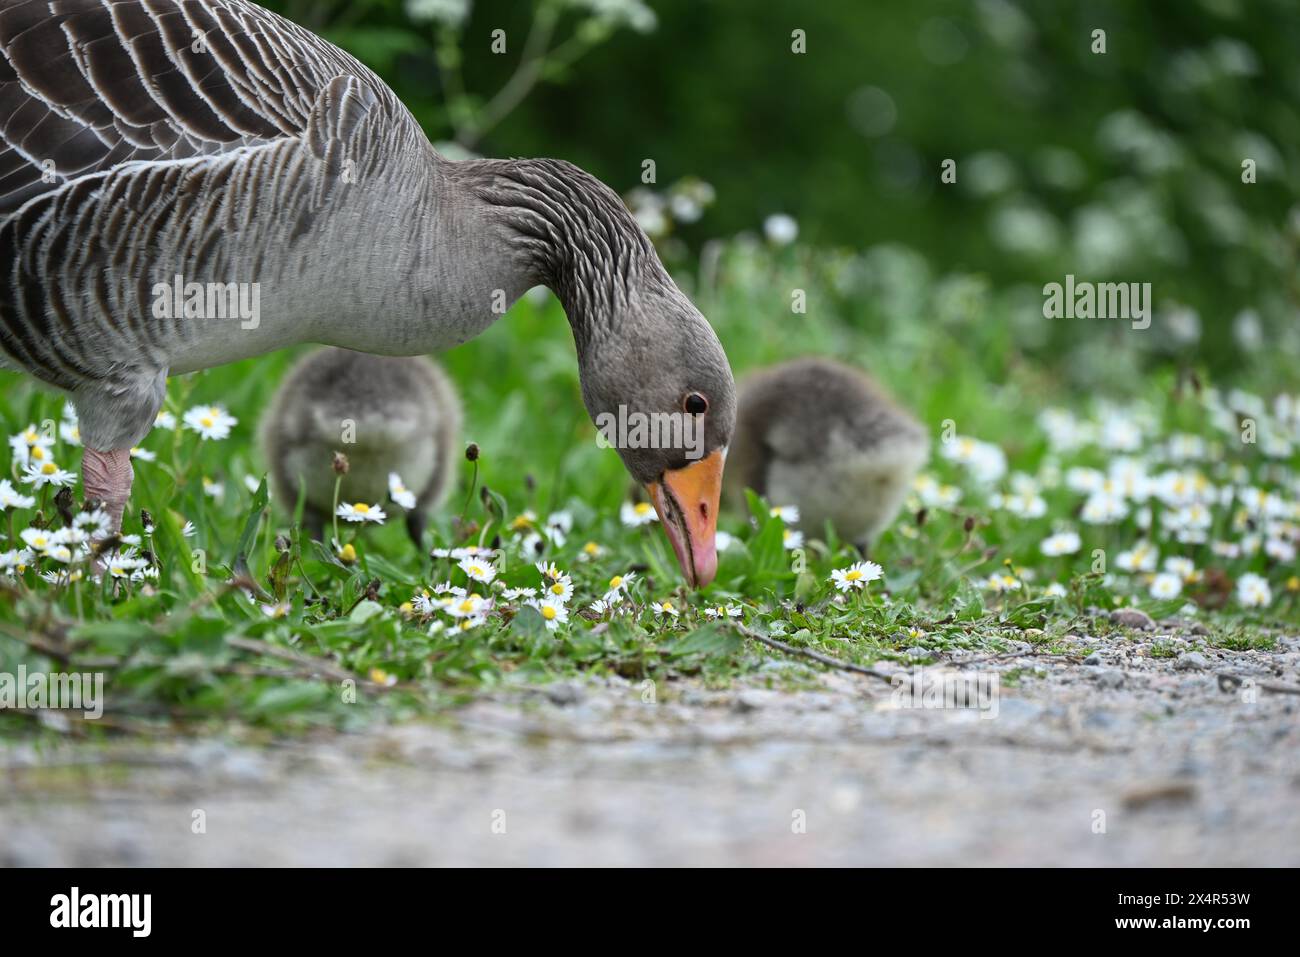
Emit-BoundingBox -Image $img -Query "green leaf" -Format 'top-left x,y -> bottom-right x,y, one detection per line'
666,623 -> 742,659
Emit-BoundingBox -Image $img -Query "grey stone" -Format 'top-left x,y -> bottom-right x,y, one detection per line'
1110,608 -> 1155,630
1175,652 -> 1209,672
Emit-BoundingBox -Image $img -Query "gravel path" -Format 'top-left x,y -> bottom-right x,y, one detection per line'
4,626 -> 1299,866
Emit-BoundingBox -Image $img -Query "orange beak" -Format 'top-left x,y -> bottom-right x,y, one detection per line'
646,449 -> 725,589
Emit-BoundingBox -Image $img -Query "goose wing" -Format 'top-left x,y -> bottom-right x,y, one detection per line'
0,0 -> 397,218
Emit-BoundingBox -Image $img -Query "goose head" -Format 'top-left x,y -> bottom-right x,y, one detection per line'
577,284 -> 735,588
467,157 -> 736,587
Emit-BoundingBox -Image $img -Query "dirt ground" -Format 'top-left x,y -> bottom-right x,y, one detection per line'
3,625 -> 1299,867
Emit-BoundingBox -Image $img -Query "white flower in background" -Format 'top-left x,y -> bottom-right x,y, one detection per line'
1044,582 -> 1068,597
541,573 -> 574,603
830,560 -> 883,592
0,479 -> 36,510
105,552 -> 149,579
59,418 -> 81,446
992,489 -> 1047,518
770,505 -> 800,523
1149,572 -> 1182,600
544,510 -> 574,547
782,528 -> 804,550
181,521 -> 197,537
243,476 -> 261,494
984,573 -> 1022,593
182,405 -> 237,440
715,530 -> 737,552
1163,556 -> 1199,583
433,545 -> 496,562
1211,540 -> 1241,559
942,436 -> 1007,484
458,555 -> 497,584
1098,411 -> 1142,451
9,424 -> 54,469
764,213 -> 799,246
454,614 -> 488,633
579,540 -> 605,561
387,472 -> 417,510
447,592 -> 490,619
652,599 -> 680,617
1165,433 -> 1207,462
1167,503 -> 1212,543
43,544 -> 74,564
1081,491 -> 1127,524
0,548 -> 34,575
913,474 -> 963,507
154,410 -> 177,430
589,597 -> 618,616
1153,469 -> 1214,508
1037,408 -> 1091,452
620,500 -> 658,527
1040,531 -> 1081,556
404,0 -> 469,28
704,604 -> 743,619
1116,541 -> 1158,573
1236,573 -> 1272,608
129,447 -> 156,462
573,0 -> 658,33
604,572 -> 635,597
1065,466 -> 1105,494
503,586 -> 539,601
1106,458 -> 1152,501
534,560 -> 565,582
21,460 -> 77,489
1265,537 -> 1297,562
202,477 -> 224,500
74,509 -> 111,538
337,502 -> 386,524
527,597 -> 570,631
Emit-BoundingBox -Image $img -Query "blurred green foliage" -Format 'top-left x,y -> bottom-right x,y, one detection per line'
264,0 -> 1299,378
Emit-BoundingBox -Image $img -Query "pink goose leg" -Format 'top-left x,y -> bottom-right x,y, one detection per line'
82,448 -> 135,532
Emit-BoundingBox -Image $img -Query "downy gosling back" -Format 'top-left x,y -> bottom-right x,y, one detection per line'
260,348 -> 461,546
724,357 -> 930,551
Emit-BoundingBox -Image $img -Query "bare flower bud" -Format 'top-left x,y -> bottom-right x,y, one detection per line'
465,443 -> 480,462
332,451 -> 350,475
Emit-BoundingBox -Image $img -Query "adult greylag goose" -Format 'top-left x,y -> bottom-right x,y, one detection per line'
0,0 -> 733,586
260,347 -> 461,547
724,358 -> 929,551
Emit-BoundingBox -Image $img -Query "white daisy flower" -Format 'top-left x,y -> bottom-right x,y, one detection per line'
1116,541 -> 1159,573
0,549 -> 35,575
1149,572 -> 1182,600
782,528 -> 804,550
830,561 -> 883,592
202,477 -> 224,500
579,540 -> 605,561
715,530 -> 737,552
1040,531 -> 1081,556
58,419 -> 81,446
20,527 -> 58,553
181,521 -> 197,538
21,461 -> 77,489
541,574 -> 574,603
526,597 -> 569,631
503,587 -> 538,601
0,479 -> 36,510
770,505 -> 800,523
8,425 -> 54,469
447,593 -> 490,618
1163,556 -> 1198,583
1081,491 -> 1127,525
1043,582 -> 1068,597
1264,537 -> 1297,563
336,502 -> 387,524
652,599 -> 680,617
388,472 -> 417,510
620,500 -> 658,527
605,571 -> 635,596
182,405 -> 238,440
129,447 -> 156,462
154,410 -> 177,430
704,603 -> 742,619
984,573 -> 1022,593
457,556 -> 497,583
534,560 -> 565,581
1236,572 -> 1272,608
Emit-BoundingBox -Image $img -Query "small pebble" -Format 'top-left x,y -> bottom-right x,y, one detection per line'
1175,652 -> 1209,672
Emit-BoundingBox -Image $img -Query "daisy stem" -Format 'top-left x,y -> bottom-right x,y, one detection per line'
458,457 -> 480,532
331,475 -> 342,552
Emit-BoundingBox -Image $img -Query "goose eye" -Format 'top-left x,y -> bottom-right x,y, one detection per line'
683,392 -> 709,415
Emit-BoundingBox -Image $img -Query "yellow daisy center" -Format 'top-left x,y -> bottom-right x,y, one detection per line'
458,599 -> 475,613
200,416 -> 215,428
40,462 -> 57,475
541,605 -> 557,621
583,542 -> 600,555
609,575 -> 623,589
845,570 -> 862,581
634,502 -> 651,516
31,446 -> 46,461
550,582 -> 565,595
353,503 -> 370,514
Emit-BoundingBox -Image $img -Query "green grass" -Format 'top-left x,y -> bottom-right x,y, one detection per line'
1,238 -> 1297,737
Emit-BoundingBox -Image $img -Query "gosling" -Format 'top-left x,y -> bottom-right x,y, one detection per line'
261,348 -> 462,546
724,357 -> 929,551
